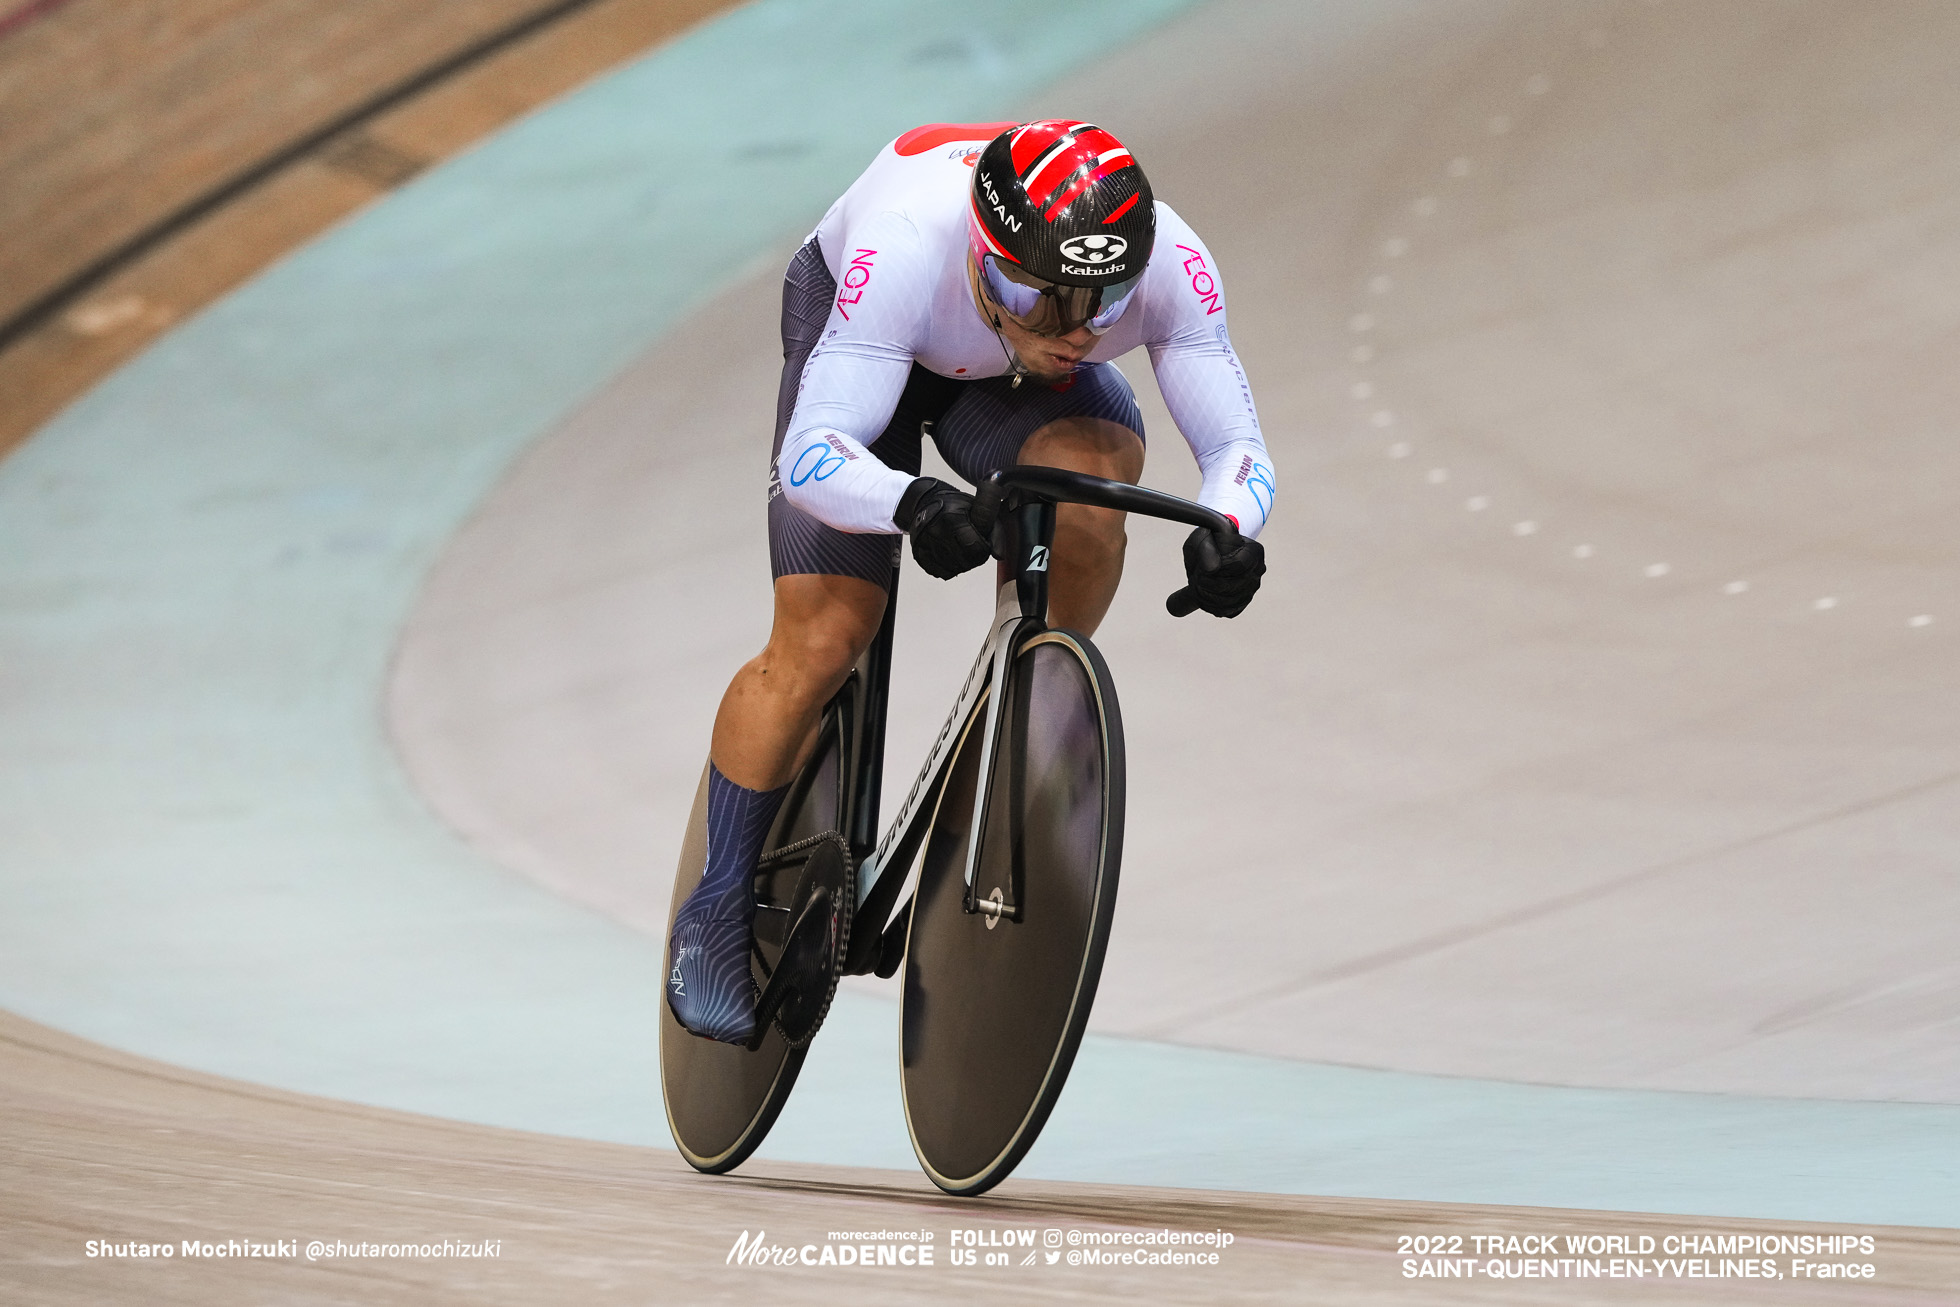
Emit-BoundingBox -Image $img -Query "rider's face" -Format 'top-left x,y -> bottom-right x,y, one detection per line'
991,312 -> 1097,381
968,263 -> 1098,381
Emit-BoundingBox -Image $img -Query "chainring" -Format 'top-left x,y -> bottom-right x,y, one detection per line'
754,832 -> 853,1049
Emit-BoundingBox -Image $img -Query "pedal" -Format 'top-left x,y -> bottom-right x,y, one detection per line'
746,832 -> 853,1050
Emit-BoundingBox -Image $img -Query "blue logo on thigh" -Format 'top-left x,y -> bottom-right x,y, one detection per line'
790,444 -> 847,486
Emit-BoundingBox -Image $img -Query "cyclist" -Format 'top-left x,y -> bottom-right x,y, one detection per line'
668,120 -> 1274,1043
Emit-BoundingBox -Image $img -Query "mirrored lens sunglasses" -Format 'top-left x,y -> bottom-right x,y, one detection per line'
981,255 -> 1141,337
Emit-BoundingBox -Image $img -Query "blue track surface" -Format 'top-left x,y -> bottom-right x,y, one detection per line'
1,0 -> 1954,1227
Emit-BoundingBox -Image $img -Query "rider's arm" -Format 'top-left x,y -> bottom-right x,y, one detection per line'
775,215 -> 932,534
1142,213 -> 1276,539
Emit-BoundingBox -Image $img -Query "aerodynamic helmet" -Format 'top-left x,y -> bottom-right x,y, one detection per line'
968,120 -> 1156,336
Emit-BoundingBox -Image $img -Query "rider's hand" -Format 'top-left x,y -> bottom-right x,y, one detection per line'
894,478 -> 993,580
1181,523 -> 1266,617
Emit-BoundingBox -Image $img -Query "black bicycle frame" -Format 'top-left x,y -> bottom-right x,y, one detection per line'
832,467 -> 1235,973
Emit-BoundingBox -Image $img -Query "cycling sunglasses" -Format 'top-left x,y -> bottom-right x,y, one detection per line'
979,254 -> 1142,337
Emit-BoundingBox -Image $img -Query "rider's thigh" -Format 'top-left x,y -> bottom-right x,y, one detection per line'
764,572 -> 887,693
928,359 -> 1143,486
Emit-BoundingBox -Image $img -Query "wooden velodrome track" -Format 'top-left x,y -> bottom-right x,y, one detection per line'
8,1008 -> 1957,1304
5,0 -> 1959,1302
0,0 -> 727,455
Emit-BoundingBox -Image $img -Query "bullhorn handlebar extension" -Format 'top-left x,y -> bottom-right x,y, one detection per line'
973,466 -> 1238,618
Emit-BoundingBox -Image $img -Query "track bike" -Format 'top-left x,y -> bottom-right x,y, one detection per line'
660,465 -> 1234,1196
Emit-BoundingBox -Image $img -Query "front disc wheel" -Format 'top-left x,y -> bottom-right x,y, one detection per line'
899,629 -> 1125,1196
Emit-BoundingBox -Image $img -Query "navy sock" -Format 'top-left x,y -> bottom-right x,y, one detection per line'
667,764 -> 789,1042
685,764 -> 790,924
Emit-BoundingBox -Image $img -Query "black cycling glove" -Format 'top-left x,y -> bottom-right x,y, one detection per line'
894,477 -> 993,580
1182,524 -> 1266,617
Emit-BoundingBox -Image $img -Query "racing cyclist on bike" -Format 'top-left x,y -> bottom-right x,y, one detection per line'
669,120 -> 1274,1043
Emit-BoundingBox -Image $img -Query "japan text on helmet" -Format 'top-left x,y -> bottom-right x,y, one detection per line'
969,120 -> 1156,336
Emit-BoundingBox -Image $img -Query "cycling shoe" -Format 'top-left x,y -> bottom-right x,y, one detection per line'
666,909 -> 757,1045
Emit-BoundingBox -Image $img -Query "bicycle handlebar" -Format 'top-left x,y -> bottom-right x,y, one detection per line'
1164,586 -> 1205,619
973,466 -> 1237,618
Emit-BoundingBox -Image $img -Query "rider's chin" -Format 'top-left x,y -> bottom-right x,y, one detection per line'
1021,354 -> 1077,383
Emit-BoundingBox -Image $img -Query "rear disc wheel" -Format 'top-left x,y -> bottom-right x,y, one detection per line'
660,711 -> 846,1173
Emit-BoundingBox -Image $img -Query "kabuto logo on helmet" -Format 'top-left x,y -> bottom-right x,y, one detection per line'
1059,234 -> 1127,265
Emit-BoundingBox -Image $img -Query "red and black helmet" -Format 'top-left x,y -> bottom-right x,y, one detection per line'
969,120 -> 1156,336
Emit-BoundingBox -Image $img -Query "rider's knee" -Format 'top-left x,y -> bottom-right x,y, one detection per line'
777,619 -> 867,685
1055,502 -> 1129,566
1020,416 -> 1144,483
763,575 -> 885,696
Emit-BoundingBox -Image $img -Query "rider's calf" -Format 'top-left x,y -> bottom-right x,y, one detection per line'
713,573 -> 886,790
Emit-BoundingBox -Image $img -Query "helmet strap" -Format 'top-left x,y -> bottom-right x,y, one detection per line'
970,250 -> 1027,387
985,298 -> 1023,386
